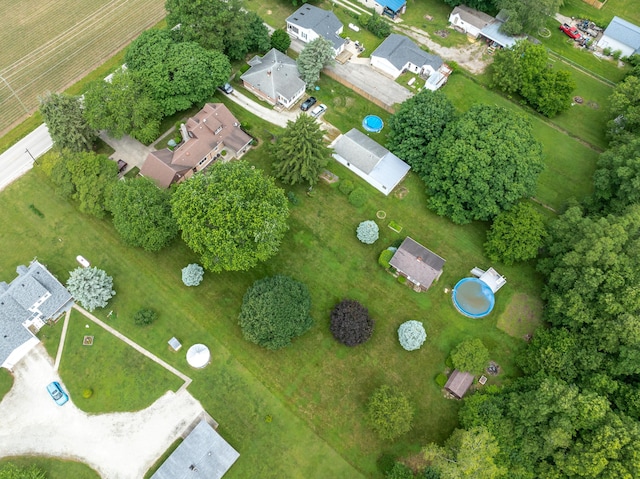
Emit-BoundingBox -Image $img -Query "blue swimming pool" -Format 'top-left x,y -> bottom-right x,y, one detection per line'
452,277 -> 495,318
362,115 -> 384,133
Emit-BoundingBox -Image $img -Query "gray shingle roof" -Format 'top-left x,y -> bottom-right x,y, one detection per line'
389,237 -> 445,290
371,34 -> 443,71
0,260 -> 72,367
450,5 -> 494,29
287,5 -> 345,50
332,128 -> 389,174
603,16 -> 640,50
241,48 -> 306,102
151,420 -> 239,479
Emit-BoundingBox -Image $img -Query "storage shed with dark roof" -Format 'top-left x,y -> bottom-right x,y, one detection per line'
444,369 -> 475,399
389,237 -> 445,291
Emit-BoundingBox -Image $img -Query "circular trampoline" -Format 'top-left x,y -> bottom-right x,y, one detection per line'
452,277 -> 495,318
186,344 -> 210,369
362,115 -> 384,133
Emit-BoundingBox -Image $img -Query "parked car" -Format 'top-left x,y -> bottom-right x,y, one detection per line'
310,103 -> 327,118
117,159 -> 127,173
220,83 -> 234,94
300,96 -> 317,111
559,23 -> 581,40
46,381 -> 69,406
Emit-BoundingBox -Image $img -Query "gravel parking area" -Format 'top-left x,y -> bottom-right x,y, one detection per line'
0,344 -> 205,479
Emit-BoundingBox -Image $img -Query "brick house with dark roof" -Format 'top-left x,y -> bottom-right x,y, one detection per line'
140,103 -> 252,188
389,237 -> 445,292
0,260 -> 73,370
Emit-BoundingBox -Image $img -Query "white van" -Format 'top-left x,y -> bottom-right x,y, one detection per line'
310,104 -> 327,118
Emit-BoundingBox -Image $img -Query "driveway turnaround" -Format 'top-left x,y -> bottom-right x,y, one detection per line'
0,344 -> 206,479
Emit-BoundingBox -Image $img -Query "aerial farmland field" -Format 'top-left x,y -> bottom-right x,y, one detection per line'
0,0 -> 166,135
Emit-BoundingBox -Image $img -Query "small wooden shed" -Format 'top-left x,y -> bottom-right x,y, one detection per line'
444,369 -> 475,399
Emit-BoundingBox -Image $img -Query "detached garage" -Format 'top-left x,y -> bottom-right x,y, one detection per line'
331,128 -> 410,196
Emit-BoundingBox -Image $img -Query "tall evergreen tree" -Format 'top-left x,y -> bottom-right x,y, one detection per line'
271,114 -> 331,186
39,92 -> 95,152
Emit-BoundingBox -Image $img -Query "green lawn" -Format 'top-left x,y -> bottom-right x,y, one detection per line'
0,457 -> 99,479
444,74 -> 598,209
0,368 -> 13,402
396,0 -> 469,48
561,0 -> 640,27
0,135 -> 541,477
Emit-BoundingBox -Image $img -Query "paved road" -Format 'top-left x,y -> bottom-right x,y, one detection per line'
0,343 -> 206,479
0,124 -> 52,191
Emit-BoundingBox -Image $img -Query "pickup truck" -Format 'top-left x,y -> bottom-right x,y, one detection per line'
559,23 -> 581,40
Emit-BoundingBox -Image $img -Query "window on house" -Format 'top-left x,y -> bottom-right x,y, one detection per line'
215,126 -> 222,134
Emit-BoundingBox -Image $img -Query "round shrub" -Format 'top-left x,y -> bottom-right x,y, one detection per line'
330,299 -> 374,346
366,385 -> 414,440
435,373 -> 448,388
450,338 -> 489,374
339,179 -> 355,195
82,388 -> 93,399
378,249 -> 394,268
182,263 -> 204,286
357,220 -> 379,244
349,188 -> 367,207
398,320 -> 426,351
238,275 -> 313,350
134,308 -> 158,326
397,276 -> 407,284
386,462 -> 415,479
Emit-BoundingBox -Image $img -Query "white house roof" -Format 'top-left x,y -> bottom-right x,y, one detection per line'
450,5 -> 494,29
287,5 -> 345,51
241,49 -> 306,101
151,420 -> 239,479
332,128 -> 410,195
602,16 -> 640,51
480,22 -> 518,48
0,260 -> 72,368
371,34 -> 443,71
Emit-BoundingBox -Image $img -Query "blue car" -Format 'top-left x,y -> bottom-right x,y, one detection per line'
46,381 -> 69,406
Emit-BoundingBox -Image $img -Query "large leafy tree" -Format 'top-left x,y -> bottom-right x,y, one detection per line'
67,266 -> 116,312
424,427 -> 507,479
592,137 -> 640,213
387,90 -> 456,172
83,70 -> 162,144
39,92 -> 95,151
492,42 -> 575,117
51,151 -> 119,218
124,29 -> 231,116
166,0 -> 270,60
607,74 -> 640,143
297,37 -> 335,88
107,177 -> 178,251
484,202 -> 547,265
238,275 -> 313,350
271,28 -> 291,53
171,161 -> 289,272
423,105 -> 544,224
271,114 -> 331,186
366,385 -> 414,440
497,0 -> 563,36
330,299 -> 374,346
450,338 -> 489,375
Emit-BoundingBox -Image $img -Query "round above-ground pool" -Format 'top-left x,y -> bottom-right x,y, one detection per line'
362,115 -> 384,133
452,277 -> 495,318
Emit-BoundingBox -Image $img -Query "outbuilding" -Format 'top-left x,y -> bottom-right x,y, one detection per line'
444,369 -> 475,399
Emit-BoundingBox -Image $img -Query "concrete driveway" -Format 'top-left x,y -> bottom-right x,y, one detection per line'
0,344 -> 206,479
99,132 -> 154,173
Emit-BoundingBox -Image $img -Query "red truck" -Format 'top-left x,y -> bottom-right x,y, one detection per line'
560,23 -> 582,40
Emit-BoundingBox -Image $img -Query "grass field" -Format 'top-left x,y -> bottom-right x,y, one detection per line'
0,0 -> 167,135
0,457 -> 99,479
0,368 -> 13,402
561,0 -> 640,26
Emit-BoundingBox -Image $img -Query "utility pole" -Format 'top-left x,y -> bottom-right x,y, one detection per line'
0,74 -> 29,114
25,147 -> 38,165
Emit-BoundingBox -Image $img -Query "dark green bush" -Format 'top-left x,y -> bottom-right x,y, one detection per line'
287,191 -> 299,205
397,275 -> 407,284
28,204 -> 44,217
435,373 -> 448,387
386,462 -> 415,479
339,179 -> 355,195
348,188 -> 367,207
134,308 -> 158,326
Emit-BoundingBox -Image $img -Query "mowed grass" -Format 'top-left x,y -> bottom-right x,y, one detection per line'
0,0 -> 167,134
561,0 -> 640,27
0,368 -> 13,402
444,74 -> 598,209
0,139 -> 538,477
0,457 -> 99,479
55,309 -> 183,413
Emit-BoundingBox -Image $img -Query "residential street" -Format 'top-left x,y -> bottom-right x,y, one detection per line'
0,124 -> 52,191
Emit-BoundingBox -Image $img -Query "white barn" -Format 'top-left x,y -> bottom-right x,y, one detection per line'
331,128 -> 410,196
597,16 -> 640,58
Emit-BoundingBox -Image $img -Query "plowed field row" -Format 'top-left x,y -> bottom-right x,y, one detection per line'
0,0 -> 166,135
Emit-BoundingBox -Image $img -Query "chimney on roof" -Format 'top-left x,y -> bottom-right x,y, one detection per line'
179,123 -> 189,143
267,70 -> 271,76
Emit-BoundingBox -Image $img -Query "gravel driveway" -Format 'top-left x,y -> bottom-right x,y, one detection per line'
0,344 -> 205,479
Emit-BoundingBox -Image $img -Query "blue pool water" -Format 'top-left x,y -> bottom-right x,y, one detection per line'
452,277 -> 495,318
362,115 -> 384,133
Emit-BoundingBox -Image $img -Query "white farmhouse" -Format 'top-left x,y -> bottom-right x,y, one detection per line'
597,16 -> 640,58
286,5 -> 346,56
